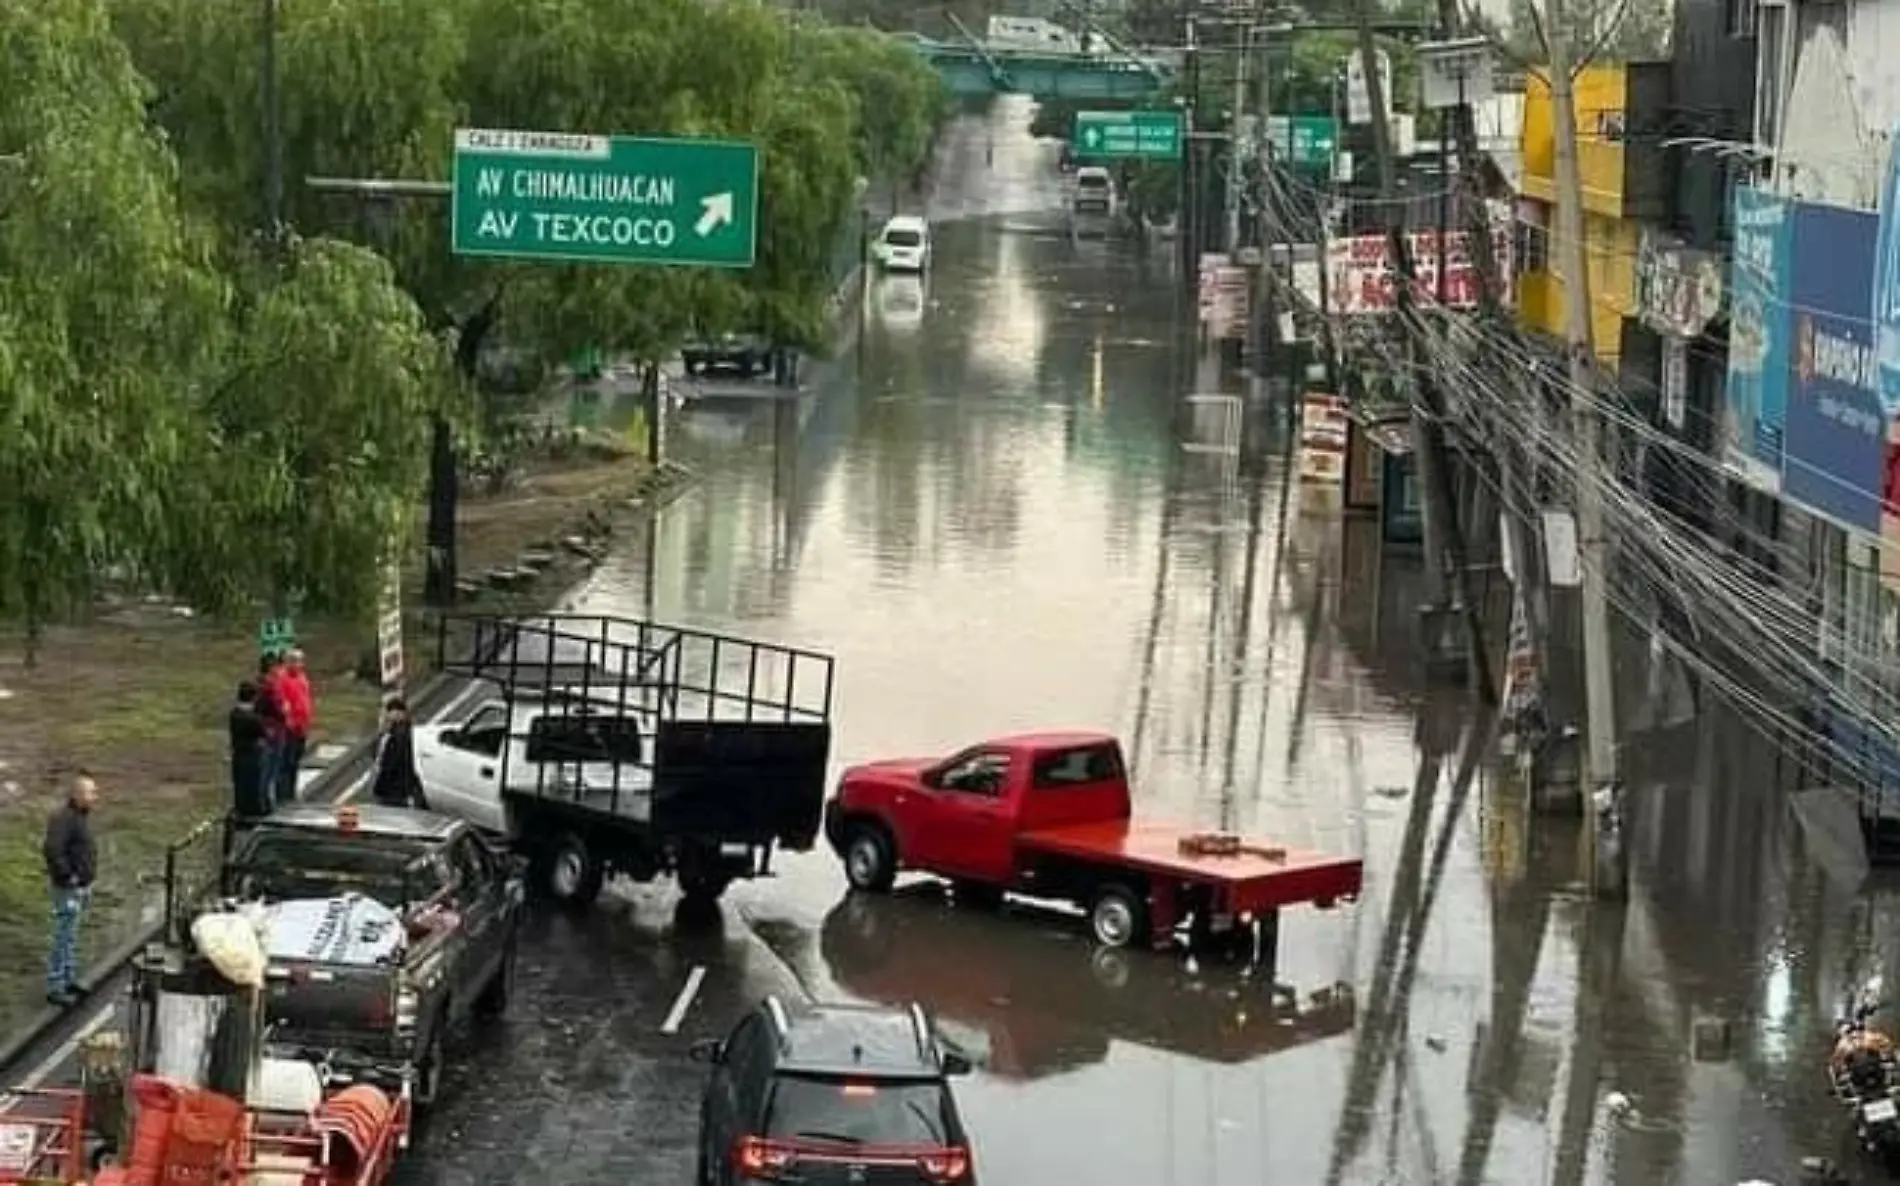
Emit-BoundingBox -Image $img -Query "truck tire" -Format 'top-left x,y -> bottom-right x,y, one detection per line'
843,823 -> 897,893
678,867 -> 734,906
414,1018 -> 446,1108
1088,883 -> 1146,949
541,832 -> 604,910
475,937 -> 516,1018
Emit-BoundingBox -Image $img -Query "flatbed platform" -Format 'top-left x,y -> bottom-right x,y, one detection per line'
1018,821 -> 1363,914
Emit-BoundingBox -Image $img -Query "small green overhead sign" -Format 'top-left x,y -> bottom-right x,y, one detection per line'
1073,110 -> 1182,162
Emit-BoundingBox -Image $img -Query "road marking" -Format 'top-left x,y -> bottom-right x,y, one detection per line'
0,1005 -> 116,1112
660,965 -> 707,1034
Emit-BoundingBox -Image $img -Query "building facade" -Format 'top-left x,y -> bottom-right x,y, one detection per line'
1515,65 -> 1666,365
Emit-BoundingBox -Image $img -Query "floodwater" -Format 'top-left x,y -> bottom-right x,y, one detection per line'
409,102 -> 1900,1185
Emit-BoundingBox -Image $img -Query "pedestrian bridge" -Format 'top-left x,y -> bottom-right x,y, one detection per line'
896,32 -> 1174,101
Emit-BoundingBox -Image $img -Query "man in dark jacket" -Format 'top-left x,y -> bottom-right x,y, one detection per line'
229,681 -> 270,820
371,697 -> 423,808
43,775 -> 98,1006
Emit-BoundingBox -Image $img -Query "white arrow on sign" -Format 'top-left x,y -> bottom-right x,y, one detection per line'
695,192 -> 734,237
1081,126 -> 1104,149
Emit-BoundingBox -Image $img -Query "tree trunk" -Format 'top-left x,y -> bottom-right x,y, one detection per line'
424,294 -> 501,609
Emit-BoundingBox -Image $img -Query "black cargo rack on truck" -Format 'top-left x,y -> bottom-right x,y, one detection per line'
435,612 -> 836,910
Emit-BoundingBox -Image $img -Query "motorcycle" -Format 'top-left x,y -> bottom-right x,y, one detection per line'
1828,976 -> 1900,1172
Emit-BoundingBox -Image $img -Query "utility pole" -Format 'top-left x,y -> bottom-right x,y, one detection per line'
1180,10 -> 1201,294
1350,0 -> 1498,705
261,0 -> 283,243
1543,0 -> 1625,896
1224,19 -> 1250,254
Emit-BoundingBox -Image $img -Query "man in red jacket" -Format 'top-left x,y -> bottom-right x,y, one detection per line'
276,649 -> 315,806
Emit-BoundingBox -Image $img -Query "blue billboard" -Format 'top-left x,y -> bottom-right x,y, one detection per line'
1725,187 -> 1794,490
1785,201 -> 1883,532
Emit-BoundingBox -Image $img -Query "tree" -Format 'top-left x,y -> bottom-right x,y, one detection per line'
1504,0 -> 1672,64
114,0 -> 947,365
168,239 -> 451,618
0,0 -> 224,657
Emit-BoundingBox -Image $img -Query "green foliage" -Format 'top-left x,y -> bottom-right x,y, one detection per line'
173,239 -> 451,617
0,0 -> 223,641
113,0 -> 950,364
0,0 -> 450,638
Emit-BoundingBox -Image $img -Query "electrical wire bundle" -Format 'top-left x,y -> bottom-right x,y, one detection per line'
1249,154 -> 1900,792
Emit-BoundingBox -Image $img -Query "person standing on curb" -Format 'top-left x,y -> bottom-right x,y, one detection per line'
371,697 -> 423,808
277,649 -> 315,805
43,774 -> 98,1007
256,652 -> 286,807
228,680 -> 270,820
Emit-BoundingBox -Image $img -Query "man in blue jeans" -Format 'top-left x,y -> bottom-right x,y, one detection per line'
42,774 -> 98,1007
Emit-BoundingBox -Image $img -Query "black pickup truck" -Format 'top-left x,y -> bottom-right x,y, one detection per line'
138,804 -> 525,1107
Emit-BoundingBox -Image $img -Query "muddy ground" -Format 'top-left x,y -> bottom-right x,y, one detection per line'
0,451 -> 687,1036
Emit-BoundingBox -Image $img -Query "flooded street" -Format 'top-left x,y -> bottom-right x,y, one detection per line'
408,103 -> 1900,1185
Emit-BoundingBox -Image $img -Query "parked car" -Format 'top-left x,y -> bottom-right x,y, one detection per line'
872,215 -> 932,274
419,613 -> 836,911
683,333 -> 773,377
823,732 -> 1362,958
144,804 -> 525,1107
691,995 -> 977,1185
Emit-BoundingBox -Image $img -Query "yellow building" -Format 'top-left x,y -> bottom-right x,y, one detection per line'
1516,65 -> 1638,364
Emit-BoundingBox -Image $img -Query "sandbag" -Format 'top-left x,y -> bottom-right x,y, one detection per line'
190,912 -> 266,988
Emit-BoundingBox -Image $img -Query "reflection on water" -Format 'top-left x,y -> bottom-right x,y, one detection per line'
555,114 -> 1900,1186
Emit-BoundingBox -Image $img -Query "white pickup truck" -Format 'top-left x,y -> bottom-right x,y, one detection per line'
414,699 -> 650,835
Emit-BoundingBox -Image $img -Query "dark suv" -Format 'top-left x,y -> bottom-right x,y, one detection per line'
691,996 -> 977,1185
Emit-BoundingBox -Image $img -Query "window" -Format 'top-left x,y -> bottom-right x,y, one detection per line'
1755,2 -> 1789,149
763,1076 -> 950,1145
937,752 -> 1009,797
1728,0 -> 1758,37
524,715 -> 642,765
883,228 -> 923,247
1514,219 -> 1549,276
451,724 -> 505,758
1031,745 -> 1124,789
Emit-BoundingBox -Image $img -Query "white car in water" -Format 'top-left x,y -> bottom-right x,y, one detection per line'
873,215 -> 932,274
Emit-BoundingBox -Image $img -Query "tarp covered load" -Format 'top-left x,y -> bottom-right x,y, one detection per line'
258,894 -> 405,965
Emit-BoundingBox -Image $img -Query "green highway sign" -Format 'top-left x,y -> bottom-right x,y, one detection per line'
451,128 -> 759,268
1073,110 -> 1182,161
1267,115 -> 1340,169
258,618 -> 295,656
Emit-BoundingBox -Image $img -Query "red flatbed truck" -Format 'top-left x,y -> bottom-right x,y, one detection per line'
822,731 -> 1362,967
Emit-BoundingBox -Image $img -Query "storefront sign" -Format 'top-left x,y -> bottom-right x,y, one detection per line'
1325,228 -> 1513,315
1785,200 -> 1882,532
1872,122 -> 1900,591
1635,230 -> 1724,339
1199,252 -> 1250,341
1724,186 -> 1793,492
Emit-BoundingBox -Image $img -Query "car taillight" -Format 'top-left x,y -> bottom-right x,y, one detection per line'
731,1136 -> 796,1179
918,1146 -> 971,1182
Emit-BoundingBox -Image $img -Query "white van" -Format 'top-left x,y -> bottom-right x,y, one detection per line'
873,215 -> 932,274
1073,167 -> 1116,216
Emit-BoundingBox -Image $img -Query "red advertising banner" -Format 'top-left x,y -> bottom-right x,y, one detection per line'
1326,227 -> 1515,315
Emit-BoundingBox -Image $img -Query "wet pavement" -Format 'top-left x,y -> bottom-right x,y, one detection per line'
58,100 -> 1900,1184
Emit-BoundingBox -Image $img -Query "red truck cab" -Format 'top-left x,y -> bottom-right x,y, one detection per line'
823,732 -> 1362,963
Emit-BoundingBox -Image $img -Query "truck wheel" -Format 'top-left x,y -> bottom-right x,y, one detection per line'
1089,884 -> 1146,949
414,1022 -> 445,1108
542,833 -> 604,910
475,938 -> 516,1018
953,881 -> 1004,910
843,824 -> 897,893
679,869 -> 733,905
